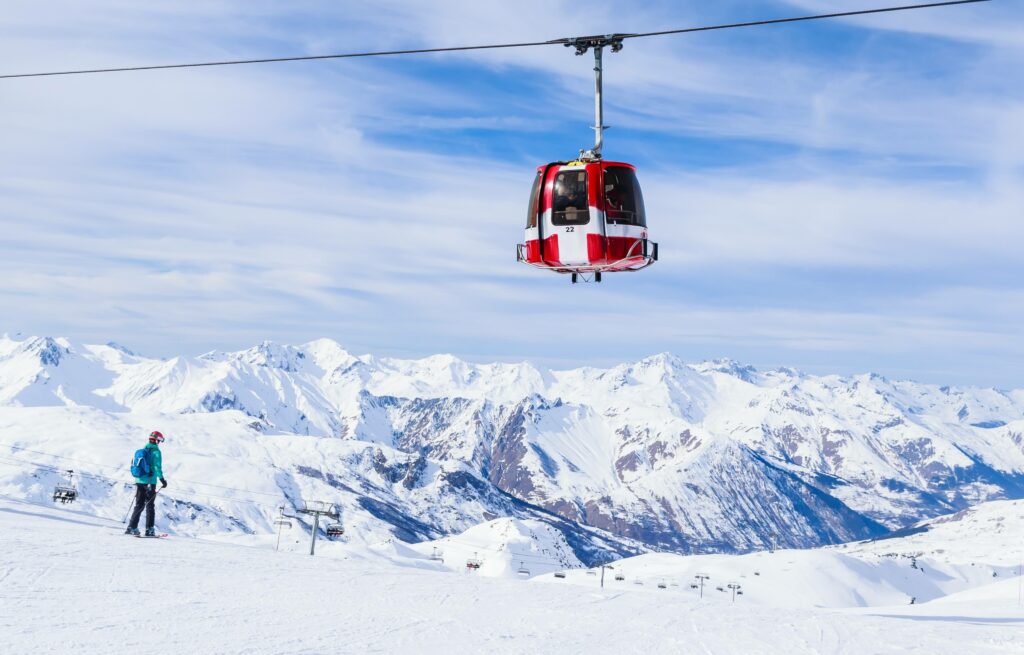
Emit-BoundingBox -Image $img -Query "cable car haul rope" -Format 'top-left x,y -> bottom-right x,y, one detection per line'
0,2 -> 990,80
0,1 -> 991,284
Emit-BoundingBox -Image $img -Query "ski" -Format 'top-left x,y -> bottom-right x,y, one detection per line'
134,533 -> 169,539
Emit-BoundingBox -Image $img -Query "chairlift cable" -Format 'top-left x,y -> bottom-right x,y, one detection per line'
0,1 -> 991,80
0,490 -> 123,523
0,441 -> 289,498
0,452 -> 281,510
0,442 -> 595,548
4,450 -> 616,564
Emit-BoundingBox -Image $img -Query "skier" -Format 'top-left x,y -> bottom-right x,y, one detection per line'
125,430 -> 167,537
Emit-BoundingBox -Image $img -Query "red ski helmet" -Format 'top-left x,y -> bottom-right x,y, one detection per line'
149,430 -> 165,444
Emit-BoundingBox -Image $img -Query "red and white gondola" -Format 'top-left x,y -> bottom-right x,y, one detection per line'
517,159 -> 656,282
516,36 -> 657,283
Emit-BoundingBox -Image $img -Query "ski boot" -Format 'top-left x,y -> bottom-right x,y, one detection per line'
125,527 -> 140,536
144,528 -> 157,537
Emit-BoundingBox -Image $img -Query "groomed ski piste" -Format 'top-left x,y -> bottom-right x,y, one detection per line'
2,495 -> 1022,654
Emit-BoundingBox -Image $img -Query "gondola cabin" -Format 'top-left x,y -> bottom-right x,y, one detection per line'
517,160 -> 657,282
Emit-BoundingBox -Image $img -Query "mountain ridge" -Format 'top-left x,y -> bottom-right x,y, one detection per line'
1,333 -> 1022,558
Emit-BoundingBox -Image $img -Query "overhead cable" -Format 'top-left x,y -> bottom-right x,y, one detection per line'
0,1 -> 991,80
0,441 -> 287,498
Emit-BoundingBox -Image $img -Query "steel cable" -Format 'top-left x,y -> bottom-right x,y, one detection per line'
0,1 -> 991,80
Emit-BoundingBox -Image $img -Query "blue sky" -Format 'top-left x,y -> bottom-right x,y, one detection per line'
1,1 -> 1022,386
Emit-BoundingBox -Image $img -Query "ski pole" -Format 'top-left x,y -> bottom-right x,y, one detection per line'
122,493 -> 136,524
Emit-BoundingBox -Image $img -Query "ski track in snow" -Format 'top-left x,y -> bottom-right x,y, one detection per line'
2,500 -> 1022,655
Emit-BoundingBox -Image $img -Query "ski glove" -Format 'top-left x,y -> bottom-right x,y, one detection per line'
160,477 -> 168,488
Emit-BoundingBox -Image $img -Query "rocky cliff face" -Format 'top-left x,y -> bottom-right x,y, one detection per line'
2,334 -> 1023,557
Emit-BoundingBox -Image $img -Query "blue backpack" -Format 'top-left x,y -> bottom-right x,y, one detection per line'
130,448 -> 151,478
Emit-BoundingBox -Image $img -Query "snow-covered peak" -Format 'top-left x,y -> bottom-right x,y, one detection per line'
367,353 -> 546,402
233,340 -> 309,372
689,357 -> 760,383
0,335 -> 127,410
301,337 -> 358,372
635,351 -> 684,370
17,335 -> 74,367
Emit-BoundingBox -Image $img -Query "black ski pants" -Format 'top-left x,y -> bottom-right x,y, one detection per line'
127,483 -> 157,530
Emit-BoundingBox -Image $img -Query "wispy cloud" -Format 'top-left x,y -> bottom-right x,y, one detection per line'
0,0 -> 1020,387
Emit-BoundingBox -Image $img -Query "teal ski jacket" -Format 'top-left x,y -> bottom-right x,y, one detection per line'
134,442 -> 163,485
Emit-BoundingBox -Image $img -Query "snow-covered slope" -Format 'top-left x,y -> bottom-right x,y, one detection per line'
2,498 -> 1020,655
0,405 -> 642,565
1,334 -> 1023,556
839,497 -> 1024,567
543,498 -> 1024,610
408,517 -> 582,578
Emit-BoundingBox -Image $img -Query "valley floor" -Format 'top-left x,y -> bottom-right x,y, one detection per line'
1,498 -> 1021,655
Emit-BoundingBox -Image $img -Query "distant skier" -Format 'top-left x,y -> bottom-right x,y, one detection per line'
125,430 -> 167,537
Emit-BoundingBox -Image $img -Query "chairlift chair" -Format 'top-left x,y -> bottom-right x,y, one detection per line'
554,571 -> 567,579
52,470 -> 78,504
273,506 -> 293,530
272,505 -> 295,552
429,547 -> 444,562
633,580 -> 644,586
614,573 -> 625,582
517,561 -> 531,577
586,570 -> 597,576
466,552 -> 482,570
326,523 -> 345,537
657,580 -> 667,589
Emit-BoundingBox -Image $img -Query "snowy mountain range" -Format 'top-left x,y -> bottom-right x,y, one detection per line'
1,334 -> 1023,562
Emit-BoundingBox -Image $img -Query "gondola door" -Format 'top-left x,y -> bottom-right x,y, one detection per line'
541,163 -> 603,269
